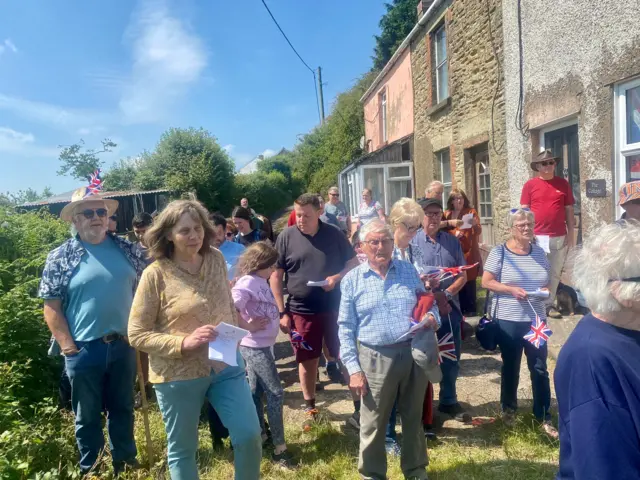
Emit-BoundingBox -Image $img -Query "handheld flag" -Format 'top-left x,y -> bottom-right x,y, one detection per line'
438,332 -> 457,363
523,314 -> 552,349
423,263 -> 479,283
290,329 -> 313,351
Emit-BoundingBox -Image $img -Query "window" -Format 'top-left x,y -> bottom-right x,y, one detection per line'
363,167 -> 385,210
433,24 -> 448,104
477,156 -> 492,220
387,165 -> 413,207
434,149 -> 452,204
379,90 -> 388,143
616,78 -> 640,202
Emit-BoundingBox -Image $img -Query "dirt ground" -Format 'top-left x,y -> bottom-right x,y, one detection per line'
273,319 -> 564,436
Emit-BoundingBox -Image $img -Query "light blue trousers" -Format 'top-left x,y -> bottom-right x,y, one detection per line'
154,360 -> 262,480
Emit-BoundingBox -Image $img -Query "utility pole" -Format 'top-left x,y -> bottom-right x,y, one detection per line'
317,66 -> 325,125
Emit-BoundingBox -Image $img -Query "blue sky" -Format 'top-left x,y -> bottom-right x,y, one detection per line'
0,0 -> 387,194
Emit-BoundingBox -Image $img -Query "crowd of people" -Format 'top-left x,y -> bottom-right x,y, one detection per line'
37,150 -> 640,479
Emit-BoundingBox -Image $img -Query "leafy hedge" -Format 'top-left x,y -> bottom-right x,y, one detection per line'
0,207 -> 79,478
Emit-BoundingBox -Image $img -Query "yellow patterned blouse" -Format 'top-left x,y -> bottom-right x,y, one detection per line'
128,248 -> 238,384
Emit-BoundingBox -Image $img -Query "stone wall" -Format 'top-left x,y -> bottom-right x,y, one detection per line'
411,0 -> 510,242
502,0 -> 640,236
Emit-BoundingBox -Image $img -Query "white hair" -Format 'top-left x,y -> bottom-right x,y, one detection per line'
425,181 -> 444,195
506,208 -> 535,229
573,221 -> 640,314
359,219 -> 393,242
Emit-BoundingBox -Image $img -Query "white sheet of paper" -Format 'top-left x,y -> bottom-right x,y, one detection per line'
396,316 -> 432,343
307,280 -> 329,287
536,235 -> 551,253
526,288 -> 550,299
459,213 -> 474,230
208,322 -> 249,366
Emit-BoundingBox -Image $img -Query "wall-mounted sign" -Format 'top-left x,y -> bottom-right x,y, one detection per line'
585,179 -> 606,198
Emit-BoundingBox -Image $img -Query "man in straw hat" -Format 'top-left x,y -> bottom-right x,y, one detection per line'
520,149 -> 575,319
38,179 -> 147,475
617,180 -> 640,223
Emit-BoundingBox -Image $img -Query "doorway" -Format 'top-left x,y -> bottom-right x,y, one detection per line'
464,143 -> 494,245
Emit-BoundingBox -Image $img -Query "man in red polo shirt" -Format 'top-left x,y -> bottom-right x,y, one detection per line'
521,149 -> 575,319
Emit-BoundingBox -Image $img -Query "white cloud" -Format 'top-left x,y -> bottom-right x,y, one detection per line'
120,1 -> 207,123
0,38 -> 17,56
0,127 -> 59,157
0,94 -> 110,133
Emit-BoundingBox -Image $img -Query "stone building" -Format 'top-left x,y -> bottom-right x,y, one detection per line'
409,0 -> 509,246
502,0 -> 640,240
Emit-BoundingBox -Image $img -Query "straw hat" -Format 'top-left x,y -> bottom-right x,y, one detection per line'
60,173 -> 118,222
530,149 -> 560,171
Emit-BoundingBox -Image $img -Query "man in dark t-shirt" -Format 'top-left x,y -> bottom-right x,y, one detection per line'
271,193 -> 358,429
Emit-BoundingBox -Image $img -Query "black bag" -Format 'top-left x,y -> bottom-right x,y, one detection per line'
475,244 -> 505,351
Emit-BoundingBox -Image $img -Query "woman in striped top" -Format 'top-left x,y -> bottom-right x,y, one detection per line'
481,208 -> 558,438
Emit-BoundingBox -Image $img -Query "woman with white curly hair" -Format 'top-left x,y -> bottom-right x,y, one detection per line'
554,221 -> 640,480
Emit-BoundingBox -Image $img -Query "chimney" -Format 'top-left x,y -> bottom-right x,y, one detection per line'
417,0 -> 433,18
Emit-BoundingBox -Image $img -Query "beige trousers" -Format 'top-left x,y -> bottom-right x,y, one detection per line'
545,235 -> 568,306
358,343 -> 428,480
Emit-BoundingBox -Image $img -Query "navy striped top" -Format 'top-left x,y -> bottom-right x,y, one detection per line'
485,243 -> 550,323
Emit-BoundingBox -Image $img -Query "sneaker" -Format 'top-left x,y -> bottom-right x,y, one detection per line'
302,407 -> 319,432
541,421 -> 559,439
385,440 -> 401,457
547,306 -> 563,319
438,402 -> 472,423
423,424 -> 437,440
272,449 -> 297,469
501,410 -> 516,427
326,361 -> 344,384
347,411 -> 360,430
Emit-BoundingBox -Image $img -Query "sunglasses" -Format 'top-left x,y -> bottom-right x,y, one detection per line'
539,160 -> 556,167
77,208 -> 108,219
401,222 -> 420,233
109,215 -> 117,221
329,193 -> 339,197
608,276 -> 640,283
226,231 -> 235,238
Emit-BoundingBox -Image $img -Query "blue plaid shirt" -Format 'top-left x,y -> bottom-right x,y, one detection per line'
338,258 -> 437,375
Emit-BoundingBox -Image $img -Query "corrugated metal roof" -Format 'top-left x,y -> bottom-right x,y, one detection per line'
21,188 -> 171,207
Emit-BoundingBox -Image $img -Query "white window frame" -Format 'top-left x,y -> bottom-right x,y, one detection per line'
379,89 -> 388,144
435,149 -> 452,204
360,162 -> 414,213
614,77 -> 640,213
538,117 -> 579,152
434,24 -> 448,104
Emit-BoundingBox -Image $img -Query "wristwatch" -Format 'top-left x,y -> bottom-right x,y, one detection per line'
444,290 -> 453,302
279,311 -> 287,319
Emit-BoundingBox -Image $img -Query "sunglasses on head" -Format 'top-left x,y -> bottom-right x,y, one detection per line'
509,207 -> 531,214
77,208 -> 108,219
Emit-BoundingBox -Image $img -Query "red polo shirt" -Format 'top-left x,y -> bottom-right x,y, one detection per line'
520,176 -> 574,237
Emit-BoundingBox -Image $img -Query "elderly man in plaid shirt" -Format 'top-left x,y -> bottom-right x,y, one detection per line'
338,219 -> 439,480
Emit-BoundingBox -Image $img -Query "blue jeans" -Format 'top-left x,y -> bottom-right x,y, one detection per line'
64,337 -> 137,473
154,355 -> 262,480
496,319 -> 551,421
437,305 -> 462,406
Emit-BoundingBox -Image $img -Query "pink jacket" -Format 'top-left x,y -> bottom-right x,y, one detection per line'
232,274 -> 280,348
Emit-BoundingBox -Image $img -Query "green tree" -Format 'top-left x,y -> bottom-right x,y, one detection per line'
103,157 -> 138,191
372,0 -> 418,70
234,170 -> 300,217
57,138 -> 117,180
2,188 -> 53,206
140,128 -> 236,212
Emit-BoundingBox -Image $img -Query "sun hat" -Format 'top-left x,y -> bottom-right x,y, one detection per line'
618,180 -> 640,205
59,170 -> 118,222
531,149 -> 560,171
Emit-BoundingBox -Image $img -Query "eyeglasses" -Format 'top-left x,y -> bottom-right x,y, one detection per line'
362,238 -> 393,248
401,222 -> 420,233
77,208 -> 108,219
608,276 -> 640,283
425,211 -> 442,218
329,193 -> 339,197
539,160 -> 556,167
513,222 -> 534,231
509,207 -> 531,214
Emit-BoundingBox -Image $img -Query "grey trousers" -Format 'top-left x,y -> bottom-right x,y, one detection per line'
358,342 -> 429,480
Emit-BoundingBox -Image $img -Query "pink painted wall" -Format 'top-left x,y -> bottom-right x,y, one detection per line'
363,48 -> 414,152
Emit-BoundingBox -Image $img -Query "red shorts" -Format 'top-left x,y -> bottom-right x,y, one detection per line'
289,312 -> 340,363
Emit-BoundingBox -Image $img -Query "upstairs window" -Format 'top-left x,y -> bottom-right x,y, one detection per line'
433,24 -> 448,104
379,89 -> 388,143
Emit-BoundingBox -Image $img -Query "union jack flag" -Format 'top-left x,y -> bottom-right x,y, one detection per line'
438,332 -> 457,363
86,169 -> 103,196
423,263 -> 479,283
290,329 -> 313,351
523,314 -> 553,349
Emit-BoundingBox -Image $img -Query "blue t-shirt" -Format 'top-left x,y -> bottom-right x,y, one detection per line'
218,240 -> 245,280
555,314 -> 640,479
64,238 -> 136,341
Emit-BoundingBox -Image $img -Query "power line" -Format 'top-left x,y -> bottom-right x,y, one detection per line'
259,0 -> 322,124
